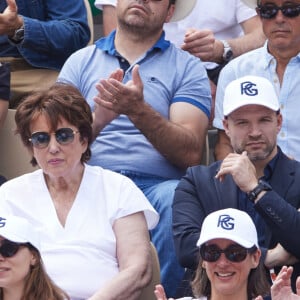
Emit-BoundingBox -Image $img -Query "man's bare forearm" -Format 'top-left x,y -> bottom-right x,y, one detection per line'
228,16 -> 266,59
129,102 -> 208,169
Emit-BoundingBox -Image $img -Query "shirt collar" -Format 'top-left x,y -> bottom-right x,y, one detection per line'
262,146 -> 281,181
263,41 -> 275,70
95,30 -> 171,56
264,40 -> 300,68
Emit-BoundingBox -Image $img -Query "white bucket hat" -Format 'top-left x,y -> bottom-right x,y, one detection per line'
197,208 -> 258,249
170,0 -> 197,22
0,215 -> 40,251
241,0 -> 259,9
223,75 -> 279,117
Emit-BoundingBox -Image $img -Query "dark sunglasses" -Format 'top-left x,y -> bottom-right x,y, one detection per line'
257,4 -> 300,19
29,128 -> 79,149
200,244 -> 257,263
0,240 -> 27,258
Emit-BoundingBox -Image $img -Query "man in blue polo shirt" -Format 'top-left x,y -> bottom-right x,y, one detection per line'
58,0 -> 211,296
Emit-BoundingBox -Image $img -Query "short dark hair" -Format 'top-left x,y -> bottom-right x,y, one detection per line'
15,83 -> 93,167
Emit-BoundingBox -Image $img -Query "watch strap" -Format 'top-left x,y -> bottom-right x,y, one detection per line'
220,40 -> 233,63
247,180 -> 272,202
10,25 -> 24,43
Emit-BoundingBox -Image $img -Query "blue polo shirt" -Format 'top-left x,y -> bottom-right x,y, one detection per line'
58,31 -> 211,179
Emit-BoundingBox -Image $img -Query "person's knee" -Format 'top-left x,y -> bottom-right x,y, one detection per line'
153,179 -> 179,210
157,179 -> 179,198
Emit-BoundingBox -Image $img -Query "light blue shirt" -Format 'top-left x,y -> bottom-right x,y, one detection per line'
58,31 -> 211,179
213,41 -> 300,161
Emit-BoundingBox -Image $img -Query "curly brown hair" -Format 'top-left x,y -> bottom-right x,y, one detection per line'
15,83 -> 93,167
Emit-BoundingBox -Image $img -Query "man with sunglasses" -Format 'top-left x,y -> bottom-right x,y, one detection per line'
173,75 -> 300,296
213,0 -> 300,163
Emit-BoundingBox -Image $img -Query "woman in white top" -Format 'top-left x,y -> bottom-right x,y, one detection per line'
155,208 -> 270,300
0,83 -> 159,300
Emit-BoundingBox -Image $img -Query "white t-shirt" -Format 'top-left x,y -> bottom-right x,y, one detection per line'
94,0 -> 256,69
0,164 -> 159,299
94,0 -> 115,10
163,0 -> 256,47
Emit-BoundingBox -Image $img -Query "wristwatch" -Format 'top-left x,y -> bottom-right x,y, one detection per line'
10,25 -> 25,43
220,40 -> 233,62
247,179 -> 272,202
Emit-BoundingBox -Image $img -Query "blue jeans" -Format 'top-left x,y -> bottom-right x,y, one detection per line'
119,171 -> 185,297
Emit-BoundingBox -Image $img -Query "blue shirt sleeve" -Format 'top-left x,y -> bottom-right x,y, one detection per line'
14,0 -> 91,70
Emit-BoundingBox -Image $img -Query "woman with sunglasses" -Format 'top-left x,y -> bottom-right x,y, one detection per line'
0,83 -> 159,300
0,214 -> 69,300
154,208 -> 270,300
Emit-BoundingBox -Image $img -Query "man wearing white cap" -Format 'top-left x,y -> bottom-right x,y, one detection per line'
57,0 -> 211,297
173,75 -> 300,295
214,0 -> 300,162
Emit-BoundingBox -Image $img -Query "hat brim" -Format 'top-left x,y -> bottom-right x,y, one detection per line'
224,102 -> 279,117
241,0 -> 258,9
0,215 -> 41,251
0,232 -> 28,244
0,231 -> 40,251
197,234 -> 256,249
170,0 -> 197,22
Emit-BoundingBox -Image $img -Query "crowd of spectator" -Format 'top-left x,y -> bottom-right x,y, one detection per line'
0,0 -> 300,299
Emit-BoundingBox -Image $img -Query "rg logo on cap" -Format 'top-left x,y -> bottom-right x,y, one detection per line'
240,81 -> 258,97
217,214 -> 234,230
0,217 -> 6,228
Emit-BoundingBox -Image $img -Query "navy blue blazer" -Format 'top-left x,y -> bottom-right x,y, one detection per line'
173,149 -> 300,289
